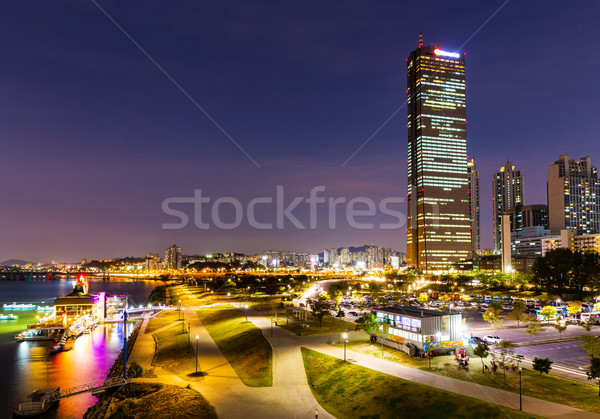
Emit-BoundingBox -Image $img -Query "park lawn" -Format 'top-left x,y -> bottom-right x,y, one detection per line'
345,340 -> 600,414
278,313 -> 355,336
302,348 -> 538,419
145,310 -> 181,334
196,306 -> 272,387
153,324 -> 199,378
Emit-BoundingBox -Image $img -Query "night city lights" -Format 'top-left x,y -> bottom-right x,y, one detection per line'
2,1 -> 600,418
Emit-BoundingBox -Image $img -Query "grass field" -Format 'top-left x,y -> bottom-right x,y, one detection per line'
345,340 -> 600,414
302,348 -> 539,419
153,324 -> 199,377
196,306 -> 272,387
145,310 -> 181,334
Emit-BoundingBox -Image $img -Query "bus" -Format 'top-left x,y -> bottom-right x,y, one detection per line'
581,312 -> 600,325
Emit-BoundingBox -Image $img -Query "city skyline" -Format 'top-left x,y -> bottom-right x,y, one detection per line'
2,2 -> 600,261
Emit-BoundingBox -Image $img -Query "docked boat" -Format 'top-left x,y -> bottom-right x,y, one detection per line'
35,306 -> 54,312
0,314 -> 19,320
15,326 -> 65,342
3,302 -> 37,310
13,387 -> 60,417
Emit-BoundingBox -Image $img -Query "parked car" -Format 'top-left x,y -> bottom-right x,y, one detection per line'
502,305 -> 513,311
482,335 -> 502,344
471,336 -> 483,344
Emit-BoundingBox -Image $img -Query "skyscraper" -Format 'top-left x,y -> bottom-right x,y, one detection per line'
493,161 -> 524,251
164,244 -> 182,270
548,154 -> 600,235
406,34 -> 470,271
467,157 -> 480,256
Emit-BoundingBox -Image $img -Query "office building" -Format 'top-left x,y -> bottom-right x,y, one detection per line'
406,34 -> 471,271
511,226 -> 552,258
508,204 -> 548,231
164,244 -> 182,270
493,161 -> 524,250
548,154 -> 600,235
467,157 -> 480,255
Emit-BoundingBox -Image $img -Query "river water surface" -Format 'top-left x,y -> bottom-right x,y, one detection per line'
0,277 -> 161,418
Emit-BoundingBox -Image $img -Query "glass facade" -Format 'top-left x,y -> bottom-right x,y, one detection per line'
407,42 -> 470,271
493,162 -> 524,251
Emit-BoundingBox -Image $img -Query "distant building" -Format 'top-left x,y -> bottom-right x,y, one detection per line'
467,158 -> 480,256
493,161 -> 524,250
511,226 -> 552,258
164,245 -> 181,270
542,229 -> 600,256
144,253 -> 161,270
406,34 -> 471,271
508,204 -> 548,231
548,154 -> 600,235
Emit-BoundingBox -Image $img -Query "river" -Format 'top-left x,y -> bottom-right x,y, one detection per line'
0,276 -> 162,418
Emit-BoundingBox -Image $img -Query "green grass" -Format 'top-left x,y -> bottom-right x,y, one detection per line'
302,348 -> 538,419
278,313 -> 355,336
153,324 -> 199,377
345,340 -> 600,414
145,310 -> 181,334
196,306 -> 272,387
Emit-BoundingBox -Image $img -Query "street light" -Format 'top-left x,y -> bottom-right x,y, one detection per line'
188,322 -> 191,353
342,332 -> 348,361
519,367 -> 522,410
195,335 -> 199,375
244,305 -> 249,322
270,316 -> 274,337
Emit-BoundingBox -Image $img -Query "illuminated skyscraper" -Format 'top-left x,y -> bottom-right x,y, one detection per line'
548,154 -> 600,235
164,244 -> 182,270
406,34 -> 470,271
467,157 -> 480,255
493,161 -> 524,250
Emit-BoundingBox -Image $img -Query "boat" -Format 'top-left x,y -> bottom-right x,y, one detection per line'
0,314 -> 19,320
3,302 -> 37,310
35,306 -> 54,312
15,327 -> 65,342
13,387 -> 60,417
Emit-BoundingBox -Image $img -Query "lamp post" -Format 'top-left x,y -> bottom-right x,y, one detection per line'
519,367 -> 522,411
195,335 -> 199,375
270,316 -> 273,337
244,305 -> 249,322
342,332 -> 348,361
187,322 -> 191,353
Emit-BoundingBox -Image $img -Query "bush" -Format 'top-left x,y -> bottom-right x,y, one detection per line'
532,357 -> 553,375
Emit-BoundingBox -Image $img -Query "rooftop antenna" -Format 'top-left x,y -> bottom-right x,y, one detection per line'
418,32 -> 423,48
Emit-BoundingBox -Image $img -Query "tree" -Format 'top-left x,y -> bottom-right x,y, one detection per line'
532,248 -> 573,297
567,301 -> 583,317
439,294 -> 452,303
580,317 -> 596,333
417,293 -> 429,304
309,299 -> 329,328
332,290 -> 343,309
483,302 -> 504,331
539,306 -> 557,324
508,300 -> 529,326
375,323 -> 390,356
580,335 -> 600,359
552,320 -> 568,340
494,340 -> 515,383
525,318 -> 543,342
532,357 -> 553,375
355,313 -> 380,340
473,342 -> 490,373
588,358 -> 600,397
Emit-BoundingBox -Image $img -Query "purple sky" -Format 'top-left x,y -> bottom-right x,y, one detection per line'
1,1 -> 600,262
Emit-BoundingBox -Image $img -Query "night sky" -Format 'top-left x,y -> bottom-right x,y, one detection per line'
1,1 -> 599,262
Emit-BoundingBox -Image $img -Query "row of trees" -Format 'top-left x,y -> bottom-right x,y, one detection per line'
532,248 -> 600,298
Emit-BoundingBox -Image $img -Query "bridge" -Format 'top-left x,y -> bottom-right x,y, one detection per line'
43,377 -> 129,404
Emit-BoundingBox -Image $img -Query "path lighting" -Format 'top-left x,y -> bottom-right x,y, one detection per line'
342,332 -> 348,362
195,335 -> 199,375
519,367 -> 523,410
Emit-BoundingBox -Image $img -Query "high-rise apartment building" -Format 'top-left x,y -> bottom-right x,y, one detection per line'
467,157 -> 480,256
406,34 -> 470,271
493,161 -> 524,250
548,154 -> 600,235
164,244 -> 182,270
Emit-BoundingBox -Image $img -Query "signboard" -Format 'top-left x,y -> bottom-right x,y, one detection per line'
77,273 -> 89,294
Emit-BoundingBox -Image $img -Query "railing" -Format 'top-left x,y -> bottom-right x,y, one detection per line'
42,377 -> 128,403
